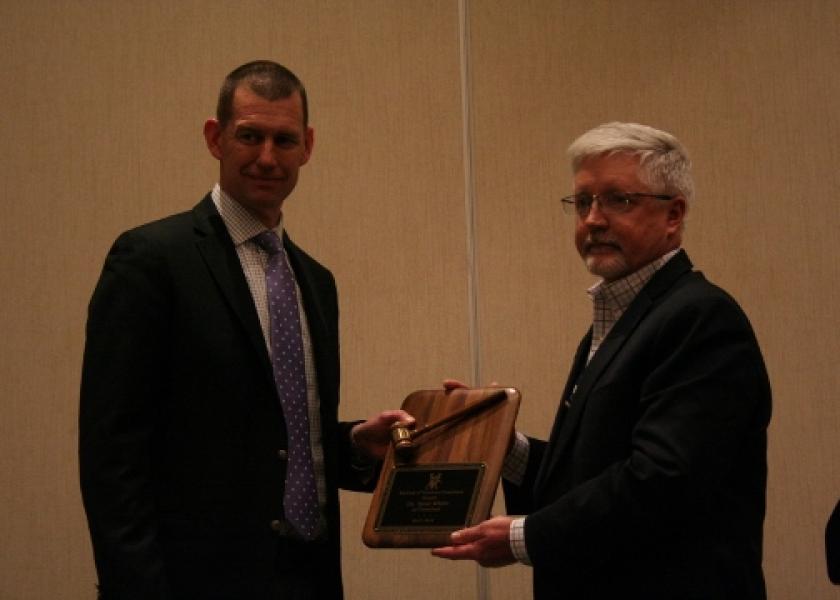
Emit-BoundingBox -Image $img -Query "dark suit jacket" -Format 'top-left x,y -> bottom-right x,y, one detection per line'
828,499 -> 840,584
80,195 -> 369,599
504,250 -> 771,599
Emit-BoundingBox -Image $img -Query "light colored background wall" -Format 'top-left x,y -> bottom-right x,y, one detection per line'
0,1 -> 837,598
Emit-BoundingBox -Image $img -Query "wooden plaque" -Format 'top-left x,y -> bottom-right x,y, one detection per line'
363,387 -> 521,548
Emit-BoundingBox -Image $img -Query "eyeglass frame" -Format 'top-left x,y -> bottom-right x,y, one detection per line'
560,191 -> 675,217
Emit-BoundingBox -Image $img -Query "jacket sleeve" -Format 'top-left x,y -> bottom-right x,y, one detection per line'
503,436 -> 547,515
79,230 -> 173,599
336,420 -> 382,492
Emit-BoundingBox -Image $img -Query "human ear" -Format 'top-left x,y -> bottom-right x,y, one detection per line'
203,119 -> 223,160
666,196 -> 687,232
300,126 -> 315,166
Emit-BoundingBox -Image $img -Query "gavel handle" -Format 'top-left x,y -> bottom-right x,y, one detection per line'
408,388 -> 508,443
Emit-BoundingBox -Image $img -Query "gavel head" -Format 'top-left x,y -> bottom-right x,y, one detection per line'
390,421 -> 415,454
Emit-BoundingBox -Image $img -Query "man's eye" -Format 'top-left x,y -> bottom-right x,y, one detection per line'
274,135 -> 298,147
236,130 -> 260,144
604,193 -> 628,207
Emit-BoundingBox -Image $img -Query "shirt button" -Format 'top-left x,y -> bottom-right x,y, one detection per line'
277,449 -> 288,460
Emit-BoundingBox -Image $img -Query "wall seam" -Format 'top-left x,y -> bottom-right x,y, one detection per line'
458,1 -> 489,599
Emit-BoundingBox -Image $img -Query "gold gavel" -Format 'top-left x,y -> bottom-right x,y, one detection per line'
390,389 -> 508,454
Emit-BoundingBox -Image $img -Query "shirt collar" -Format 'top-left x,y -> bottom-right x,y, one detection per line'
211,183 -> 285,245
587,248 -> 681,309
584,248 -> 680,362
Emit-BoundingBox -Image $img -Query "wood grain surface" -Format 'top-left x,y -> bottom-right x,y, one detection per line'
363,387 -> 520,547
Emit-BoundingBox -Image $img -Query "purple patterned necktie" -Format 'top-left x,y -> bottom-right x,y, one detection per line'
253,231 -> 319,540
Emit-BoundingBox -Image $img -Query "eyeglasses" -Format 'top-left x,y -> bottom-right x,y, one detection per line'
560,191 -> 674,217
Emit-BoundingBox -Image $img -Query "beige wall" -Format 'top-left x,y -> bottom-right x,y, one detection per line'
1,1 -> 837,598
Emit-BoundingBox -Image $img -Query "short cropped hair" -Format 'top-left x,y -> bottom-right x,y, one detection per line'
216,60 -> 308,128
567,122 -> 694,203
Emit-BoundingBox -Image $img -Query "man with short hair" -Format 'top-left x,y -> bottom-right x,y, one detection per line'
80,60 -> 410,599
434,122 -> 771,599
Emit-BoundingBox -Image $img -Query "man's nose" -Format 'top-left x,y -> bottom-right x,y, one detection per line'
256,141 -> 278,168
582,199 -> 608,227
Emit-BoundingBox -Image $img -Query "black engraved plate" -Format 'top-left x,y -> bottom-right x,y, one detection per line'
375,463 -> 485,531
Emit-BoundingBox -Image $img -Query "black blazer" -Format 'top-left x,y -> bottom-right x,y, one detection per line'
828,499 -> 840,584
505,250 -> 771,599
80,195 -> 367,599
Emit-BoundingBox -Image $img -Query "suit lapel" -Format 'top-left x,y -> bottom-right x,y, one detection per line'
535,251 -> 694,495
191,196 -> 274,385
283,236 -> 329,347
283,235 -> 340,420
534,330 -> 591,492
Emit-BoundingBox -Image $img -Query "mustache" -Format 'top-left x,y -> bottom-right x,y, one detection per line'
583,236 -> 621,252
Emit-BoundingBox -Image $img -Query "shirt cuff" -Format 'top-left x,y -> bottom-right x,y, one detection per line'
348,421 -> 377,485
509,517 -> 532,566
502,430 -> 530,486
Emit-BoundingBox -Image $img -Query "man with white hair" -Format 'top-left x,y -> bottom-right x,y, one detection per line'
434,122 -> 771,599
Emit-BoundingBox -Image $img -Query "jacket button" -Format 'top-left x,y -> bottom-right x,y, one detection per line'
277,449 -> 288,460
270,519 -> 283,532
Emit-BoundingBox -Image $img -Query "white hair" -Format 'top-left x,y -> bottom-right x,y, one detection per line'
567,122 -> 694,203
